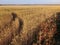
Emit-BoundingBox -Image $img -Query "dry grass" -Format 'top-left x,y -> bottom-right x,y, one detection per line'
0,6 -> 60,45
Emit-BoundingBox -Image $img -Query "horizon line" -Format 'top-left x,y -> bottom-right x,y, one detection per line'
0,4 -> 60,6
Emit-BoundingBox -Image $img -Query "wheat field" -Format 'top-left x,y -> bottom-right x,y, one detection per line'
0,5 -> 60,45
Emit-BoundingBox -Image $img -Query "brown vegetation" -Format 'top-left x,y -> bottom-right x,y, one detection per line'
0,6 -> 60,45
